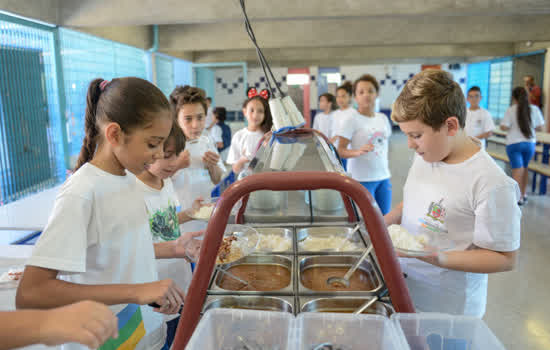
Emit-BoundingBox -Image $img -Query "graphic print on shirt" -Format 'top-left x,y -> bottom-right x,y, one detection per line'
148,202 -> 180,241
419,198 -> 448,235
367,130 -> 386,157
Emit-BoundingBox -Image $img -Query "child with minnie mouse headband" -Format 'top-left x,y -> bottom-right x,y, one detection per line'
226,87 -> 273,173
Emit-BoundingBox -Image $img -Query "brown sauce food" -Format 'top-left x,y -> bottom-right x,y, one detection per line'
301,266 -> 376,291
217,264 -> 291,291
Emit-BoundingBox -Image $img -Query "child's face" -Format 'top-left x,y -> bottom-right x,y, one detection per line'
336,89 -> 351,109
319,96 -> 330,112
399,118 -> 456,163
178,103 -> 206,140
354,81 -> 378,110
115,112 -> 173,175
147,139 -> 179,179
245,99 -> 265,130
467,91 -> 481,108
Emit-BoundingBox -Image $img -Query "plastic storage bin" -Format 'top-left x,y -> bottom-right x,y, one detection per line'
392,313 -> 505,350
296,312 -> 408,350
186,308 -> 294,349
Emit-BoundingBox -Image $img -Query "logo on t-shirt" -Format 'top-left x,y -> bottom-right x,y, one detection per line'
368,130 -> 386,157
149,202 -> 180,242
426,198 -> 446,223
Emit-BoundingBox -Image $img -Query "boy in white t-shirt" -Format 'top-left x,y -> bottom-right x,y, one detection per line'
464,86 -> 495,148
136,124 -> 202,349
386,70 -> 521,317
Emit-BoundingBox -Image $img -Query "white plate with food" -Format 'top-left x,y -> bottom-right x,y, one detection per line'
387,224 -> 454,257
187,197 -> 241,221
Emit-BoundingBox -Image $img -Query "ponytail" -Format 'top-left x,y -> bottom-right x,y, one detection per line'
75,79 -> 103,171
512,86 -> 533,139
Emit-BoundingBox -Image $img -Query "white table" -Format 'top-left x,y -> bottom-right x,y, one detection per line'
0,186 -> 60,231
0,245 -> 58,349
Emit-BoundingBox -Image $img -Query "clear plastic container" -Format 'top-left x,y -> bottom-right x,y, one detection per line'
186,308 -> 294,349
392,313 -> 506,350
296,312 -> 408,350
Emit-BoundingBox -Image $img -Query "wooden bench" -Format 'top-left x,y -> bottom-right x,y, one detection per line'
487,150 -> 550,193
487,137 -> 543,156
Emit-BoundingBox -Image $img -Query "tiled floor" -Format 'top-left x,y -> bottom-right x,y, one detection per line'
388,131 -> 550,350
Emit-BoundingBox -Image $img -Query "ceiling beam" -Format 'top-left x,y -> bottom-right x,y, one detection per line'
191,43 -> 515,66
158,15 -> 550,51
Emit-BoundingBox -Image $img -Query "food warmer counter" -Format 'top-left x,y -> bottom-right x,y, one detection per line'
172,129 -> 414,349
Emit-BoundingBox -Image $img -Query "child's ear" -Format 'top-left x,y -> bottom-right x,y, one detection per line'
446,116 -> 460,136
105,122 -> 123,146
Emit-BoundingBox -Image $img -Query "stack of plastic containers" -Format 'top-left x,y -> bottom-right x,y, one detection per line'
392,313 -> 506,350
186,309 -> 408,349
186,309 -> 506,349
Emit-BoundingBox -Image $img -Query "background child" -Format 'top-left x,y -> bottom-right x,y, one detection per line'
170,86 -> 225,233
136,123 -> 202,350
16,78 -> 192,350
464,86 -> 495,148
386,69 -> 521,317
336,74 -> 393,214
1,301 -> 117,349
313,92 -> 337,140
227,88 -> 273,174
332,81 -> 355,168
212,106 -> 232,161
500,86 -> 545,205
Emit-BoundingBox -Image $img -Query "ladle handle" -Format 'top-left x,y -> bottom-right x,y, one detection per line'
343,244 -> 374,281
216,266 -> 250,286
353,296 -> 379,315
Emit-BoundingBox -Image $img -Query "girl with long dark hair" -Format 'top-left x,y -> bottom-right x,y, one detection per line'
501,86 -> 545,204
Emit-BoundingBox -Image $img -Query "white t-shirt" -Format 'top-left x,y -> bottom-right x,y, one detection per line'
136,177 -> 193,320
27,163 -> 165,350
464,108 -> 495,148
206,106 -> 214,128
209,124 -> 223,145
313,111 -> 334,139
331,107 -> 356,148
500,104 -> 545,145
400,146 -> 521,317
172,138 -> 225,233
336,112 -> 392,182
226,128 -> 265,164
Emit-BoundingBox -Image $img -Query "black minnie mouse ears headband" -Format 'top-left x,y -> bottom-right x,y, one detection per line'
247,87 -> 270,100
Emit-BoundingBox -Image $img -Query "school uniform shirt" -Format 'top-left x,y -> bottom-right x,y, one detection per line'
136,177 -> 193,321
400,145 -> 521,317
336,112 -> 392,182
464,108 -> 495,148
331,107 -> 356,148
27,163 -> 165,350
226,128 -> 265,164
313,111 -> 333,139
206,106 -> 214,128
209,124 -> 223,146
500,104 -> 545,145
172,138 -> 225,233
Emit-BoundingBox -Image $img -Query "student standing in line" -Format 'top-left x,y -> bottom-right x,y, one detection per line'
500,86 -> 545,205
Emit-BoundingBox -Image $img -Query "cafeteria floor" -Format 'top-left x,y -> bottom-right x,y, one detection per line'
388,131 -> 550,350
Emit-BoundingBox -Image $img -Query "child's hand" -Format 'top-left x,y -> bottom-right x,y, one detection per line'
178,150 -> 191,169
39,300 -> 118,348
173,231 -> 204,261
191,197 -> 205,211
202,151 -> 220,168
329,136 -> 339,144
359,143 -> 374,154
136,279 -> 185,315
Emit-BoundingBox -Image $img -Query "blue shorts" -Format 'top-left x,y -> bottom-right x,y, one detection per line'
359,178 -> 392,215
506,142 -> 535,169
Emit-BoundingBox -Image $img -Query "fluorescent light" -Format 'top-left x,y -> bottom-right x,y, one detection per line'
326,73 -> 341,85
287,74 -> 309,86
